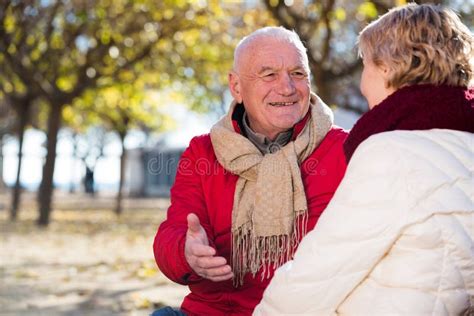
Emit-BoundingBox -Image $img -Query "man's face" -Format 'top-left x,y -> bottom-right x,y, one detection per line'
229,38 -> 311,140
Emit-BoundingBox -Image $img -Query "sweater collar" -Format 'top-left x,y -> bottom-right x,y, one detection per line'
241,111 -> 293,154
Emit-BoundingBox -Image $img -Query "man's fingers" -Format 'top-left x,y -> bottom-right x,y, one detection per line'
189,243 -> 216,257
196,264 -> 233,279
187,213 -> 201,234
206,271 -> 234,282
204,264 -> 232,277
196,256 -> 228,269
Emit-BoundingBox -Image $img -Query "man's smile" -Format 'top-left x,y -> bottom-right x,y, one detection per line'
268,101 -> 297,107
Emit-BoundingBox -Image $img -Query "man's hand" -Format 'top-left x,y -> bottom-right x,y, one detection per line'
185,213 -> 233,282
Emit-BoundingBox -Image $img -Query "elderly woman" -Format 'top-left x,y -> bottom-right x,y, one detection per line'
254,3 -> 473,315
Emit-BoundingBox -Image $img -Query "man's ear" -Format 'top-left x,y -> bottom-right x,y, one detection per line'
228,71 -> 243,103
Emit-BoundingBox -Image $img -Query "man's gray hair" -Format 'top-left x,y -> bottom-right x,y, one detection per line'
233,26 -> 309,72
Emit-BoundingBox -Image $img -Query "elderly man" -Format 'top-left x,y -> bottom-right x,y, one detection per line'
153,26 -> 348,315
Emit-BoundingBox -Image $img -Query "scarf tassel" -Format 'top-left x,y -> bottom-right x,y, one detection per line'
231,211 -> 308,287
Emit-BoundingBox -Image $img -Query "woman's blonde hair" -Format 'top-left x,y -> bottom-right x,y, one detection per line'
358,3 -> 473,89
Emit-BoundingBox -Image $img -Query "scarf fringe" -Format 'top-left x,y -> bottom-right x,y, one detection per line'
232,211 -> 308,287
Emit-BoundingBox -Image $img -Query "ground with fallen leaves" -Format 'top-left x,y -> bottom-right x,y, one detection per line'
0,190 -> 189,316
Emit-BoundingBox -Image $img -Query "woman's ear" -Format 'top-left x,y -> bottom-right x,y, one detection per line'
378,63 -> 393,89
379,63 -> 391,80
228,71 -> 243,103
379,64 -> 396,94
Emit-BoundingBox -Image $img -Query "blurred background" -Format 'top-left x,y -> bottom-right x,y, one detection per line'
0,0 -> 472,315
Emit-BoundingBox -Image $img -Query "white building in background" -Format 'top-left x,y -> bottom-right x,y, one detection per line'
123,102 -> 214,197
124,144 -> 184,197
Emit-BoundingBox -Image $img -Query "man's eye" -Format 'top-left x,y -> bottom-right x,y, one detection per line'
292,71 -> 306,78
261,73 -> 276,81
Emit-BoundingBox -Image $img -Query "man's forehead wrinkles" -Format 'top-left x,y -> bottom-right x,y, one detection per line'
257,64 -> 306,74
256,61 -> 307,71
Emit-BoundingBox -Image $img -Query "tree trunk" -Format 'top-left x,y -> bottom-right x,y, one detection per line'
0,134 -> 5,192
313,74 -> 332,106
37,103 -> 62,226
69,132 -> 78,194
10,104 -> 30,220
115,132 -> 127,216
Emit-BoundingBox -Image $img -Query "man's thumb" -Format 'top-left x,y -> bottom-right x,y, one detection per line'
187,213 -> 201,234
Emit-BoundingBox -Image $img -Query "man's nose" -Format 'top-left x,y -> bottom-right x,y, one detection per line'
277,73 -> 296,96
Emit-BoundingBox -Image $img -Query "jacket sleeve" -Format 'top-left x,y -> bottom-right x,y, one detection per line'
254,134 -> 414,315
153,136 -> 213,285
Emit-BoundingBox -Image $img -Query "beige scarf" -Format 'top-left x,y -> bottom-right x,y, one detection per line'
210,93 -> 333,286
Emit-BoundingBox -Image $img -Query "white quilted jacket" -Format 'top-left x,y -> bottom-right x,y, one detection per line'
254,129 -> 474,316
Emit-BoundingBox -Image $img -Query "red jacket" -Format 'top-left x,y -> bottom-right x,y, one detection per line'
154,114 -> 348,315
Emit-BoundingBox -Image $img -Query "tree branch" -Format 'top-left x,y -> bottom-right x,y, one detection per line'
324,59 -> 362,82
321,0 -> 336,62
44,1 -> 63,48
263,1 -> 294,30
371,0 -> 391,14
335,102 -> 365,115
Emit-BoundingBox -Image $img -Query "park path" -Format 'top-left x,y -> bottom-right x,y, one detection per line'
0,191 -> 189,316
